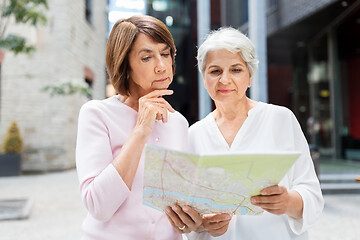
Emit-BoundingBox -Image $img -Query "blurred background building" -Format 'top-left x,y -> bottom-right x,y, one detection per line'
263,0 -> 360,162
125,0 -> 360,163
0,0 -> 107,171
0,0 -> 359,172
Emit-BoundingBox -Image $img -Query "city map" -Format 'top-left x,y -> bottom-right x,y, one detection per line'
143,145 -> 300,215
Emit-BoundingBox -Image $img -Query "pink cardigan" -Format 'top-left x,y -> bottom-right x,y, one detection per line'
76,96 -> 188,240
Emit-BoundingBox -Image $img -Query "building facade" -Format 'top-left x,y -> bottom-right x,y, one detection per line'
264,0 -> 360,160
0,0 -> 108,171
147,0 -> 360,161
218,0 -> 360,160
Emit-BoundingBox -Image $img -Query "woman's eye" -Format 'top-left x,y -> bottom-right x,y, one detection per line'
142,56 -> 151,61
161,53 -> 170,57
232,68 -> 242,72
210,69 -> 220,74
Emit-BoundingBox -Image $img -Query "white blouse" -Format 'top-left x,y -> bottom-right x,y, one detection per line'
186,102 -> 324,240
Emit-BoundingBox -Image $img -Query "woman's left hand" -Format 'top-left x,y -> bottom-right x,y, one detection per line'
250,185 -> 303,218
165,204 -> 204,234
250,185 -> 289,215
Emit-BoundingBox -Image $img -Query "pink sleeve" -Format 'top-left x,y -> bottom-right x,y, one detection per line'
76,102 -> 130,221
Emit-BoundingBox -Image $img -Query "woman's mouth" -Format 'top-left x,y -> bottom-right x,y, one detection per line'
154,77 -> 168,82
218,89 -> 234,94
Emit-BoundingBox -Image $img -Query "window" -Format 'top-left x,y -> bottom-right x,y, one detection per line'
267,0 -> 278,13
85,0 -> 93,24
84,66 -> 94,99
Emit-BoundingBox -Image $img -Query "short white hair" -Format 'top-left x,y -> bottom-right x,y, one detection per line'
197,27 -> 259,78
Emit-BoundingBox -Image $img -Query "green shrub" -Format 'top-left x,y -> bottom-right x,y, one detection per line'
1,121 -> 23,154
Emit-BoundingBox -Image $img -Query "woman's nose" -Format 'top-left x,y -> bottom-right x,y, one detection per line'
155,58 -> 166,73
219,71 -> 230,84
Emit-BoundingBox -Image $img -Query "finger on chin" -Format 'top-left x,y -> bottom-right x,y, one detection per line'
146,89 -> 174,98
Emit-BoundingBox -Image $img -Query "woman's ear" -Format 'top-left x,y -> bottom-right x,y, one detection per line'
201,73 -> 206,86
248,77 -> 253,88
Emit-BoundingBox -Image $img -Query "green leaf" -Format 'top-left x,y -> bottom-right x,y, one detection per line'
42,81 -> 92,98
0,34 -> 35,54
0,0 -> 48,54
2,0 -> 48,25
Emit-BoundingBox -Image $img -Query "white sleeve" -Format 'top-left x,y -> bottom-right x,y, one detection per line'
185,232 -> 215,240
286,112 -> 324,234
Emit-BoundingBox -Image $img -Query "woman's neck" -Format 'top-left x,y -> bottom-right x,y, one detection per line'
212,97 -> 256,147
213,97 -> 255,122
119,95 -> 140,112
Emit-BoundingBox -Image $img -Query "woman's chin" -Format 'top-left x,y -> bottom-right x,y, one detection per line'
152,82 -> 171,90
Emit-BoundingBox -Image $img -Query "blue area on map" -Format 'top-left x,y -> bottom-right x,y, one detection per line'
143,188 -> 248,214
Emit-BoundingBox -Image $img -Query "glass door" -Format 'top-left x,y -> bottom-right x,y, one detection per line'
308,36 -> 334,158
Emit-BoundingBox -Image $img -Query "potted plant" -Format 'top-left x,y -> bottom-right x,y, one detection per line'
0,121 -> 23,176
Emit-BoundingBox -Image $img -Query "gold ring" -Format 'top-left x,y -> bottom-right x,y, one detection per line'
179,225 -> 186,230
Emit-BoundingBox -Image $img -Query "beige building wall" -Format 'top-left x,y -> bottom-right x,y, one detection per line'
0,0 -> 108,171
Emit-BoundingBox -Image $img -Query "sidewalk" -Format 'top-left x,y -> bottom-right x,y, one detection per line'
0,170 -> 86,240
319,159 -> 360,194
309,194 -> 360,240
1,169 -> 360,240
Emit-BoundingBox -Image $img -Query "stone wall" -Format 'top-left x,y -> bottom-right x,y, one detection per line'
0,0 -> 107,171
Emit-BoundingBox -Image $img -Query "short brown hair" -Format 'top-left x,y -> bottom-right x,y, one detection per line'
106,15 -> 176,96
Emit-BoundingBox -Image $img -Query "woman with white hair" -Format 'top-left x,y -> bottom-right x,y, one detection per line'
165,27 -> 324,239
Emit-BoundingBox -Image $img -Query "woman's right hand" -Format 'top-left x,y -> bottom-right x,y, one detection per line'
111,89 -> 175,189
135,89 -> 175,136
202,213 -> 232,237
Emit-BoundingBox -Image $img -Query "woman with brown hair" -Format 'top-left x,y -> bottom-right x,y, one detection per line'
76,15 -> 188,240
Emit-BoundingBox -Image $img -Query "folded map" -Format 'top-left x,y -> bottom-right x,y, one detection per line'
143,145 -> 300,215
